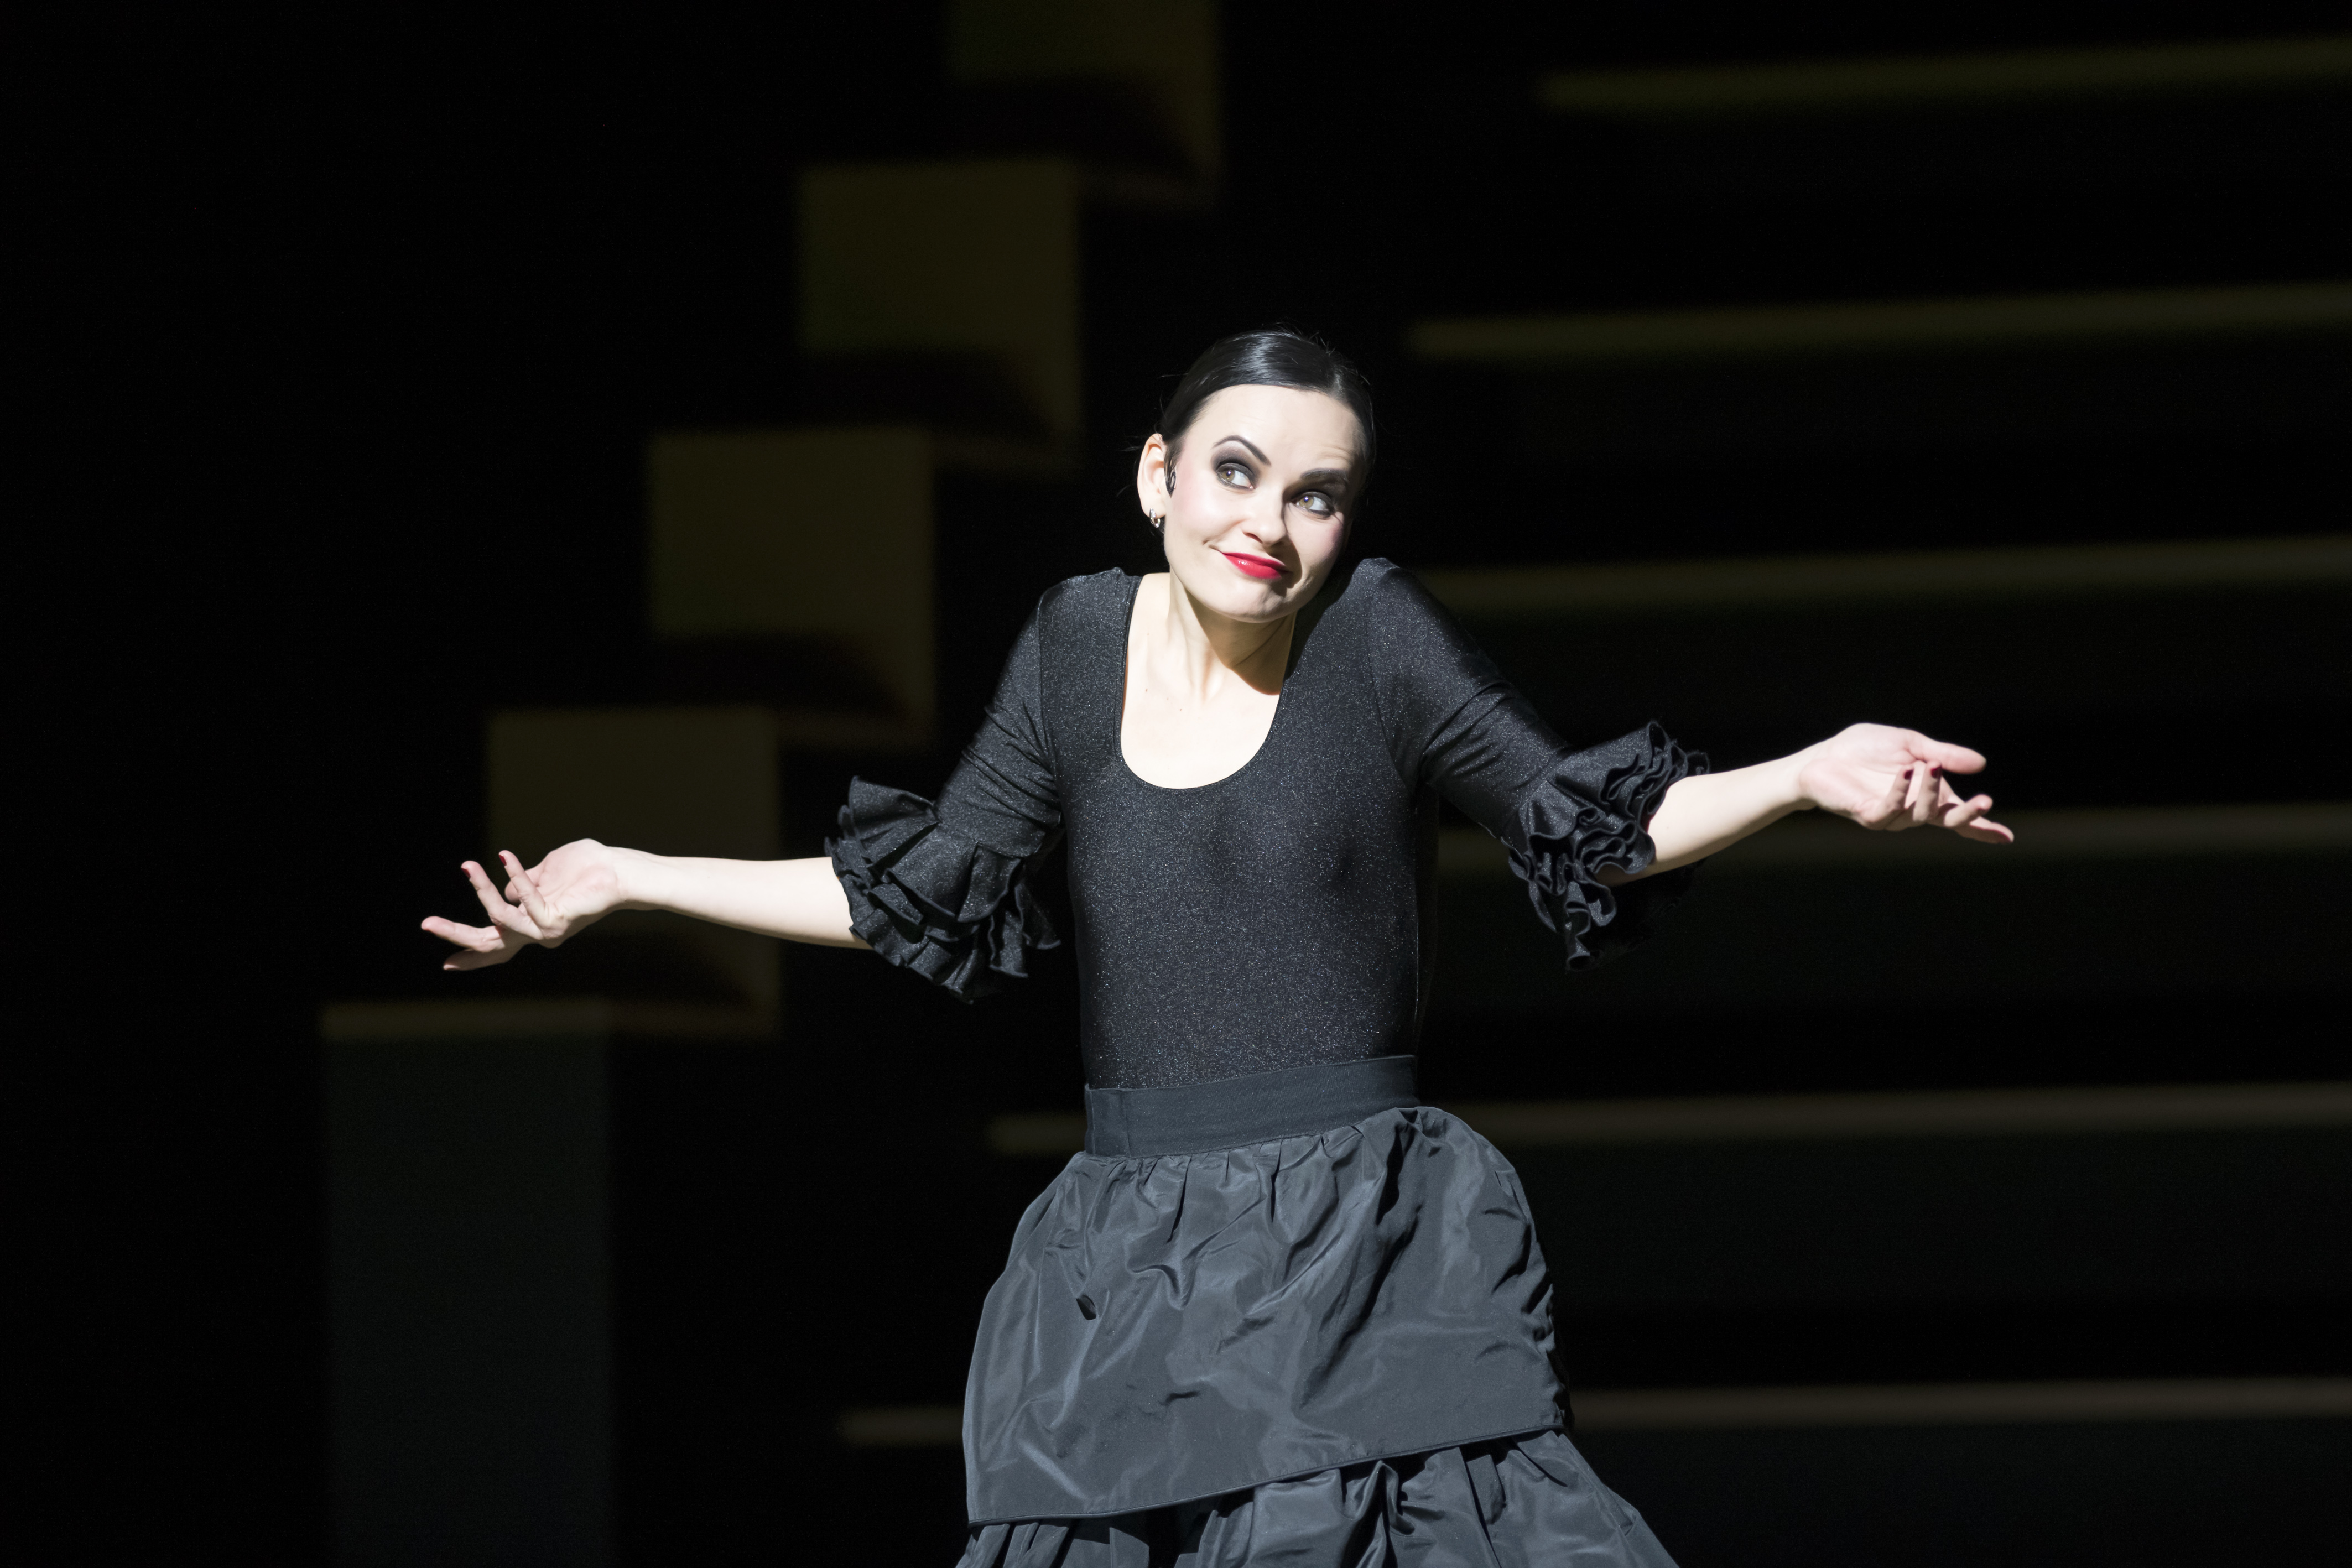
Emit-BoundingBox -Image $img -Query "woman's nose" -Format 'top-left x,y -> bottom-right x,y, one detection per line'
1244,491 -> 1289,544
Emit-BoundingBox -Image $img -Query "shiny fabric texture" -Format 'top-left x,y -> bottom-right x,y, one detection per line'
829,778 -> 1060,998
956,1430 -> 1678,1568
1510,723 -> 1700,970
964,1105 -> 1565,1525
828,559 -> 1706,1088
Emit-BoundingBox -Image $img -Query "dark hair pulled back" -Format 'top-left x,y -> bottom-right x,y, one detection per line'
1157,328 -> 1376,493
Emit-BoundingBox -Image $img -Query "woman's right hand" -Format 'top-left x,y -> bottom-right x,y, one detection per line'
422,840 -> 629,970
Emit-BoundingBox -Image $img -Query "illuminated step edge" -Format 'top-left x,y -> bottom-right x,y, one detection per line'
837,1378 -> 2352,1447
1538,35 -> 2352,118
1417,538 -> 2352,616
984,1081 -> 2352,1158
1408,282 -> 2352,365
1572,1378 -> 2352,1430
1439,803 -> 2352,878
1444,1082 -> 2352,1149
839,1405 -> 963,1448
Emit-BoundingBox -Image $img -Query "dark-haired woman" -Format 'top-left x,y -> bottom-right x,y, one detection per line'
429,330 -> 2011,1566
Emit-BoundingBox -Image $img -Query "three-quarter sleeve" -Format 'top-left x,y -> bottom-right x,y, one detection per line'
1366,564 -> 1708,969
826,608 -> 1064,999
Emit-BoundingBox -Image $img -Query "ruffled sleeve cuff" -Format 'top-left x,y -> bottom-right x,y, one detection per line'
1507,723 -> 1709,971
826,778 -> 1060,1001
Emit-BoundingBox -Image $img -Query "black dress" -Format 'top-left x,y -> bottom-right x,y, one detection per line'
830,559 -> 1704,1567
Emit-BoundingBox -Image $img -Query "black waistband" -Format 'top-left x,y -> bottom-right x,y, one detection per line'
1084,1056 -> 1420,1158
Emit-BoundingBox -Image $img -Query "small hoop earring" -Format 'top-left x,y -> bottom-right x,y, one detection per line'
1151,513 -> 1166,533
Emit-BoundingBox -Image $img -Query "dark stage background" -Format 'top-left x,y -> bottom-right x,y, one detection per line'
33,3 -> 2350,1564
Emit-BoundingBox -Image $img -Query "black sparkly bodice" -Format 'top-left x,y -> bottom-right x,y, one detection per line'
829,558 -> 1701,1090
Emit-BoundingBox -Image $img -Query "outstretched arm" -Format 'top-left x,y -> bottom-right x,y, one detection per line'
422,841 -> 866,971
1609,723 -> 2012,883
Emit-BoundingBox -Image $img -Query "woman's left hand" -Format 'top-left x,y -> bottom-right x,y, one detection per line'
1793,723 -> 2013,843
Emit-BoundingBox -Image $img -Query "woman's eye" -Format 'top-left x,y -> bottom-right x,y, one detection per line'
1217,462 -> 1252,487
1294,491 -> 1333,516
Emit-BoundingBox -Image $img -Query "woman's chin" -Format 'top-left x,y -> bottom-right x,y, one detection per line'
1187,580 -> 1296,622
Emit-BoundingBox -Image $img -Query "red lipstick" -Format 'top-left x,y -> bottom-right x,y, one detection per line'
1219,551 -> 1287,581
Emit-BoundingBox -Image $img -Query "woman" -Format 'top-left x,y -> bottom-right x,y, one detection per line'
427,330 -> 2010,1566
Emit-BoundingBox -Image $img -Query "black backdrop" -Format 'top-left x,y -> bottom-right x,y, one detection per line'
27,2 -> 2349,1560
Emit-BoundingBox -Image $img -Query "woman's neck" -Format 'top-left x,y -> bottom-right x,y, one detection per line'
1143,572 -> 1294,702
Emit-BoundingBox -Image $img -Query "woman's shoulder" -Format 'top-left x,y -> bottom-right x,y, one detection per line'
1305,556 -> 1498,698
1035,567 -> 1134,617
1312,556 -> 1455,638
1021,567 -> 1134,638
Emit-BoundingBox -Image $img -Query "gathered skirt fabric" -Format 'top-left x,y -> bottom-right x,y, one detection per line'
964,1106 -> 1570,1525
955,1430 -> 1678,1567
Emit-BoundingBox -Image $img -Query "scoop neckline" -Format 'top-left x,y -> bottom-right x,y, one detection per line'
1112,571 -> 1306,795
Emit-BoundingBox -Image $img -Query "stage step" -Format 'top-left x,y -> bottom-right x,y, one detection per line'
1427,801 -> 2350,1021
980,1083 -> 2352,1311
1417,539 -> 2351,800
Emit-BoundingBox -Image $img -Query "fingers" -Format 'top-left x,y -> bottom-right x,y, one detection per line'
1873,763 -> 1936,831
1907,764 -> 1942,827
440,943 -> 514,971
429,858 -> 559,973
465,859 -> 544,940
422,914 -> 501,950
500,850 -> 560,933
1942,791 -> 2016,845
1903,732 -> 1988,775
1862,763 -> 1910,829
421,914 -> 519,970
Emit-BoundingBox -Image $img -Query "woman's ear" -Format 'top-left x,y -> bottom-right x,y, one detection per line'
1134,433 -> 1173,522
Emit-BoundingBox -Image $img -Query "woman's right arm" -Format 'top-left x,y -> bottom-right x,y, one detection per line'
429,586 -> 1072,980
423,841 -> 865,971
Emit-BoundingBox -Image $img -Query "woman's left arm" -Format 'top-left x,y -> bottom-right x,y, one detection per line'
1612,722 -> 2012,883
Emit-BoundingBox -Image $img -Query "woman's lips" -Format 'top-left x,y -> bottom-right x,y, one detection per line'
1219,551 -> 1287,581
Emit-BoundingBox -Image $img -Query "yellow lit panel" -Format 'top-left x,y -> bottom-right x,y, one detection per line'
800,159 -> 1079,450
647,426 -> 933,728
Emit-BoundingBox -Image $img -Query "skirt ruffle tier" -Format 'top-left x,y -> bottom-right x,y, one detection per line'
956,1059 -> 1679,1567
957,1430 -> 1677,1567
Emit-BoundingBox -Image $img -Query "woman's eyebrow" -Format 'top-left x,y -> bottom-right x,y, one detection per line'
1297,467 -> 1352,489
1212,435 -> 1271,463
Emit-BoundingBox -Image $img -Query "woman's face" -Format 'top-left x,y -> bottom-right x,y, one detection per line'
1135,384 -> 1363,624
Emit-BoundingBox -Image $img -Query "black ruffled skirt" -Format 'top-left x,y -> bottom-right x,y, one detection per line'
956,1058 -> 1678,1566
958,1431 -> 1675,1566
